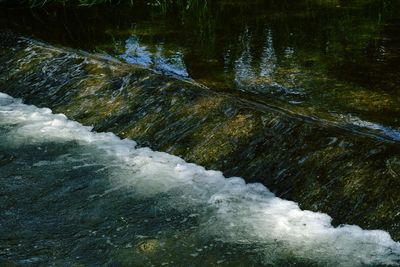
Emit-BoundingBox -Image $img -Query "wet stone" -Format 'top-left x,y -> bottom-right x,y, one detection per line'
387,157 -> 400,178
0,151 -> 15,166
1,36 -> 400,243
136,239 -> 159,253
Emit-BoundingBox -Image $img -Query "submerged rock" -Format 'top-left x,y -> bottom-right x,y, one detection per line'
136,239 -> 159,253
0,151 -> 15,166
1,35 -> 400,240
387,157 -> 400,179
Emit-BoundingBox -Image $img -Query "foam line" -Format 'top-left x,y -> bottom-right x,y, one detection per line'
1,92 -> 399,266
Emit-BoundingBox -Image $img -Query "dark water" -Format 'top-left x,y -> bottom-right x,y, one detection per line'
1,0 -> 400,130
1,93 -> 400,267
1,1 -> 400,266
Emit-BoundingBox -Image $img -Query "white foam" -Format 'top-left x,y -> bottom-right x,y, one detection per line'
1,92 -> 399,266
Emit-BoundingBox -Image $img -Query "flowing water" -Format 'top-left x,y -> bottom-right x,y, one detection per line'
1,0 -> 400,130
1,92 -> 400,266
1,0 -> 400,266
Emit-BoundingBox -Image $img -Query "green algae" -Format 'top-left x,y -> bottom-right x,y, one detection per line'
1,0 -> 399,129
1,37 -> 400,241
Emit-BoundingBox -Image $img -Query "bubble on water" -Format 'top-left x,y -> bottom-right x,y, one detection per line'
1,92 -> 400,266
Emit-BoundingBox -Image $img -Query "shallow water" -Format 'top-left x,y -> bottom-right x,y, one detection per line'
1,93 -> 400,266
1,1 -> 400,265
0,0 -> 399,130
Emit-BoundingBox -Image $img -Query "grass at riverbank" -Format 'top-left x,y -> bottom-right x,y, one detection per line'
15,0 -> 202,7
26,0 -> 133,6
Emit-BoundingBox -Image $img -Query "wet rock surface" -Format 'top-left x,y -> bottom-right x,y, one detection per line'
1,36 -> 400,240
0,151 -> 15,166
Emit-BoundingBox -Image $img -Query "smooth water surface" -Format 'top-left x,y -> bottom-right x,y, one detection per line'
0,0 -> 400,130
